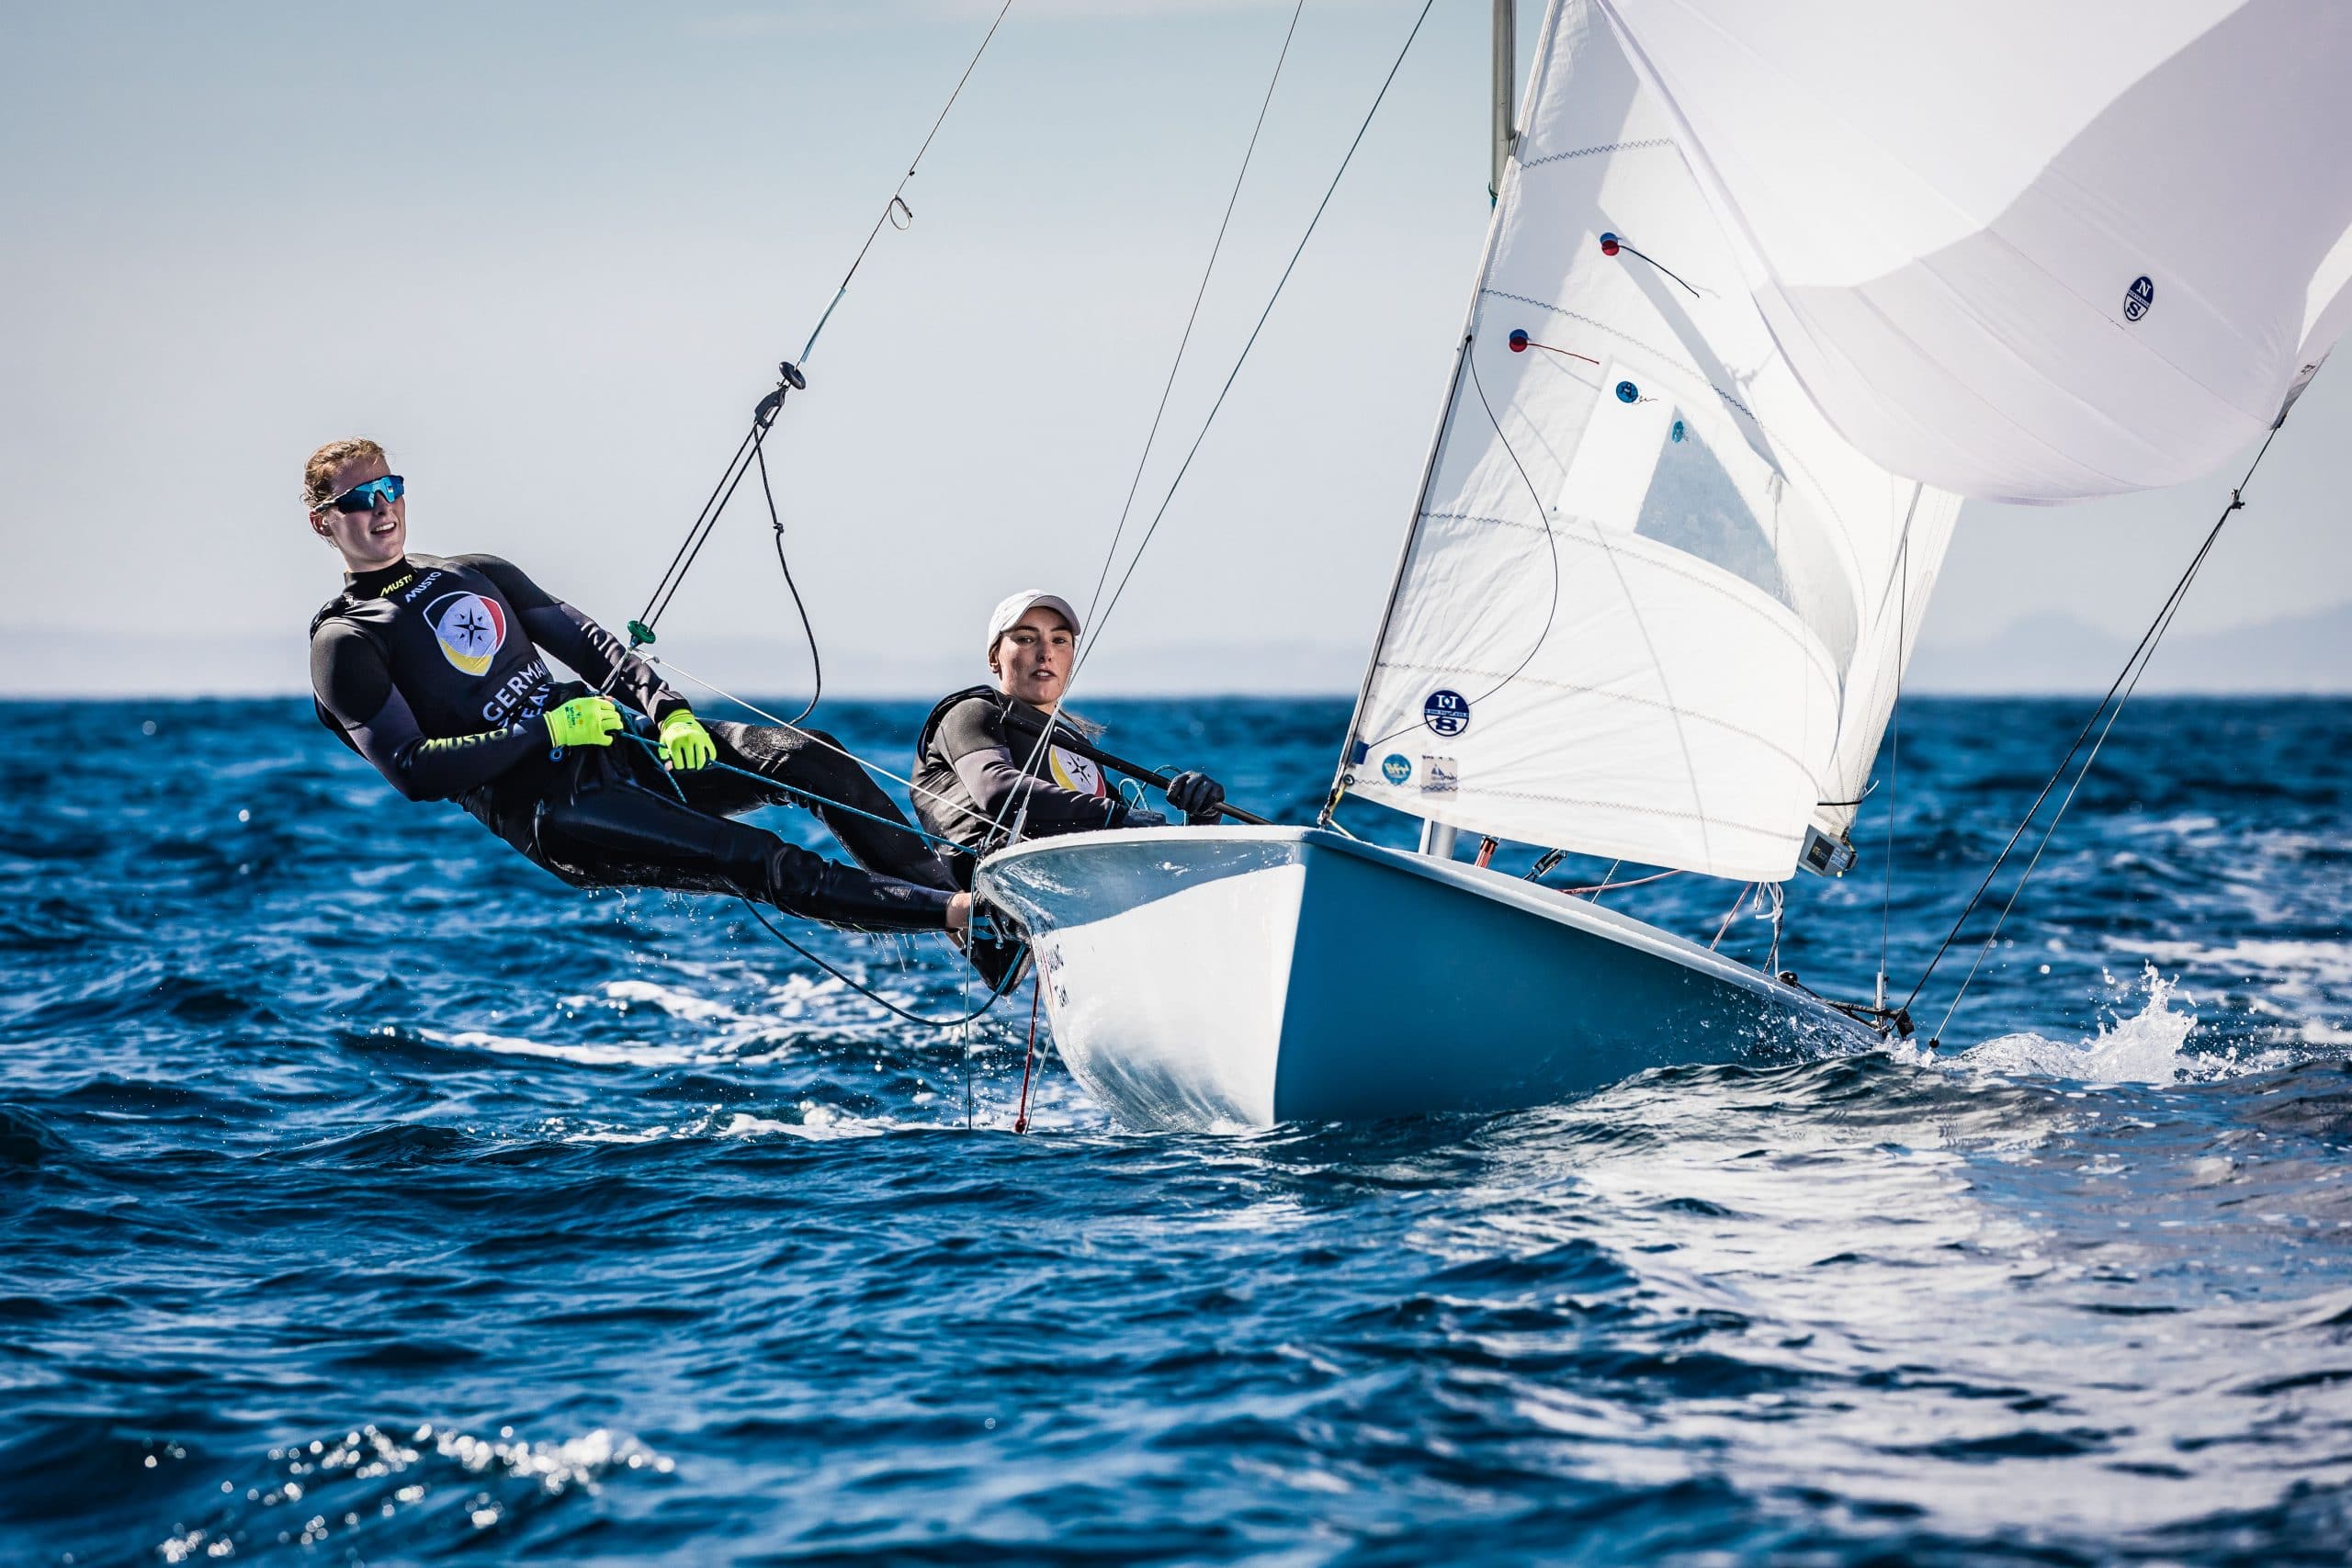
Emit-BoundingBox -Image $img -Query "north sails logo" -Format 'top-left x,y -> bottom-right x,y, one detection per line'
2123,275 -> 2154,323
424,591 -> 506,676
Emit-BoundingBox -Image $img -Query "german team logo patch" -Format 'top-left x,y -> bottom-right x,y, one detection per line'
424,591 -> 506,676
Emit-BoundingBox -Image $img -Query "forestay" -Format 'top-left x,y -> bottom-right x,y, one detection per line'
1342,0 -> 1955,884
1602,0 -> 2352,503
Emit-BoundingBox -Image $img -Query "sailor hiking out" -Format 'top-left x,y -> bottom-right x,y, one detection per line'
302,438 -> 971,935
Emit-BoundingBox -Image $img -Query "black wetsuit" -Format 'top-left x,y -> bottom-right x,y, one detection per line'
310,554 -> 956,931
911,686 -> 1154,888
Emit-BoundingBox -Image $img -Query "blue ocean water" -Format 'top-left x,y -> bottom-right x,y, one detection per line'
4,694 -> 2349,1566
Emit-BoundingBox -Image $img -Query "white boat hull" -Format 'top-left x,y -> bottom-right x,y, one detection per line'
976,827 -> 1873,1130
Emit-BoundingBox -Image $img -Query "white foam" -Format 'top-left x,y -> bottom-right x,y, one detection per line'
597,978 -> 741,1022
435,970 -> 874,1069
537,1103 -> 899,1145
1920,964 -> 2299,1086
2106,935 -> 2352,990
424,1029 -> 717,1070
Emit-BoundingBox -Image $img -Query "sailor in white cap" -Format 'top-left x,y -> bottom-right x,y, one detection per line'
910,589 -> 1228,886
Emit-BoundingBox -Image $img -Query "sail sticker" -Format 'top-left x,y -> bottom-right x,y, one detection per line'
1421,756 -> 1459,793
1615,380 -> 1640,403
1670,418 -> 1686,443
1381,753 -> 1413,786
2124,276 -> 2154,322
1422,689 -> 1471,737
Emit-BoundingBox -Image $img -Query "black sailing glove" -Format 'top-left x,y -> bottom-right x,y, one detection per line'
1164,770 -> 1227,825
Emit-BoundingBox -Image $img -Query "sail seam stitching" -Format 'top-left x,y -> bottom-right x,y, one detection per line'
1371,782 -> 1794,840
1520,136 -> 1674,169
1417,512 -> 1842,687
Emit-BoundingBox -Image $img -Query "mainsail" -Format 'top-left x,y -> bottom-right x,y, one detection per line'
1342,0 -> 1956,884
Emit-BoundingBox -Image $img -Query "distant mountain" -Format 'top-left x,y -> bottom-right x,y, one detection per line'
1906,602 -> 2352,694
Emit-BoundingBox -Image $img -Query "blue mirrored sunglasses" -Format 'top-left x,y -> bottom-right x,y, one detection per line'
322,474 -> 404,513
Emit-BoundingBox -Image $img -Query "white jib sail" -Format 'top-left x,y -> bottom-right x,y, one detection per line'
1600,0 -> 2352,503
1343,0 -> 1957,884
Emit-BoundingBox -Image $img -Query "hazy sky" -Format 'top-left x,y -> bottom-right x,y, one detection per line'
4,0 -> 2345,697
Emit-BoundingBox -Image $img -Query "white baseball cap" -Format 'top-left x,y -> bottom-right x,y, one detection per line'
985,590 -> 1081,658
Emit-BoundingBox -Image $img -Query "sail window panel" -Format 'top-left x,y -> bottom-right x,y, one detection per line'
1548,356 -> 1860,671
1557,364 -> 1675,533
1633,404 -> 1787,608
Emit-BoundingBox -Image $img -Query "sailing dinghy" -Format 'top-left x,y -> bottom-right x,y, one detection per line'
978,0 -> 2352,1129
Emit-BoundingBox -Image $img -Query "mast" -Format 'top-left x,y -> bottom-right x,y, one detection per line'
1438,0 -> 1516,858
1490,0 -> 1518,202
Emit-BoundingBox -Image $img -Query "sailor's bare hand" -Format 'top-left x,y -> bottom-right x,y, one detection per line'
946,893 -> 972,934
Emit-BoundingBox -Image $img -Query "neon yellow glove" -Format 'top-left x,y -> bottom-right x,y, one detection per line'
658,708 -> 716,772
544,695 -> 624,750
